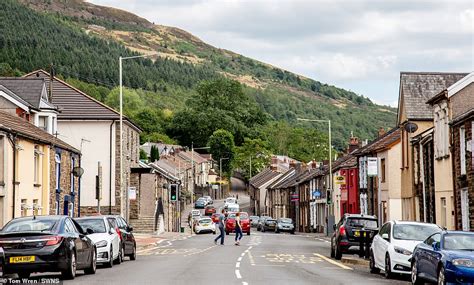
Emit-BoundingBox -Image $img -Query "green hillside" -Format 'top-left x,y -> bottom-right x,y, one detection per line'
0,0 -> 396,159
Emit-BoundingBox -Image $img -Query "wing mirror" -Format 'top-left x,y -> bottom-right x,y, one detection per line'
86,228 -> 94,235
432,241 -> 440,251
127,226 -> 134,232
382,233 -> 389,241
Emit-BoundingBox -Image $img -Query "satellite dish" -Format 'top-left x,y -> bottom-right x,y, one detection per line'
72,167 -> 84,177
405,122 -> 418,133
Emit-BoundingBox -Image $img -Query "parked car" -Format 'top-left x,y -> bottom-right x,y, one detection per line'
106,215 -> 136,261
261,218 -> 277,232
250,216 -> 260,227
75,216 -> 122,267
275,218 -> 295,234
203,196 -> 213,205
194,217 -> 216,234
225,212 -> 251,235
195,198 -> 207,209
0,215 -> 96,280
257,216 -> 271,231
369,220 -> 442,279
226,203 -> 240,213
205,205 -> 216,216
224,197 -> 237,208
411,231 -> 474,285
331,214 -> 379,260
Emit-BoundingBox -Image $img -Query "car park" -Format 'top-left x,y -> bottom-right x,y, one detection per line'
225,212 -> 251,235
0,215 -> 96,280
331,214 -> 379,260
205,205 -> 216,216
257,216 -> 271,231
261,218 -> 277,232
411,231 -> 474,285
369,220 -> 441,279
250,216 -> 260,227
106,215 -> 137,261
194,217 -> 216,234
75,216 -> 122,267
275,218 -> 295,234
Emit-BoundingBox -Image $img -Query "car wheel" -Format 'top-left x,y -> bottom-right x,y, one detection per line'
84,248 -> 97,274
247,231 -> 250,236
335,244 -> 342,260
106,247 -> 114,268
129,244 -> 137,261
275,228 -> 279,233
114,245 -> 122,264
18,272 -> 31,279
369,251 -> 380,274
262,227 -> 266,232
330,240 -> 335,258
437,266 -> 446,285
61,251 -> 77,280
291,231 -> 295,235
384,254 -> 393,279
226,231 -> 229,235
213,231 -> 216,235
411,259 -> 422,285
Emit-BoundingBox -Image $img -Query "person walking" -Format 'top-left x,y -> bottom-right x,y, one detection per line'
214,209 -> 226,245
234,212 -> 243,246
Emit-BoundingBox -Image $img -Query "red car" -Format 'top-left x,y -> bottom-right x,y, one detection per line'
211,213 -> 220,224
205,205 -> 216,216
225,212 -> 250,235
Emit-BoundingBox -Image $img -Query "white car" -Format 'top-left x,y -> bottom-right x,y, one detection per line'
76,216 -> 122,267
370,221 -> 442,278
203,196 -> 213,204
224,197 -> 237,208
194,217 -> 216,234
226,203 -> 239,213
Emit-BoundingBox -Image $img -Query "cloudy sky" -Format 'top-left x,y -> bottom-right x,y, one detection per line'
90,0 -> 473,106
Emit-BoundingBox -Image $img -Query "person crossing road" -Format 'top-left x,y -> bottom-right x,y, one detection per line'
234,212 -> 243,246
214,209 -> 226,245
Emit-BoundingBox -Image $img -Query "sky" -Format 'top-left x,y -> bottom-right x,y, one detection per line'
90,0 -> 473,107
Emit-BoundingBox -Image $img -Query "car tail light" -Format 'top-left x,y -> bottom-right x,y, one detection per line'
339,226 -> 346,236
116,227 -> 123,241
45,236 -> 63,246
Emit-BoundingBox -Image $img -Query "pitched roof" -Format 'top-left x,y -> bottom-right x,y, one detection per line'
354,127 -> 401,156
249,168 -> 281,188
0,110 -> 79,153
398,72 -> 468,122
23,70 -> 140,131
332,155 -> 358,172
0,78 -> 55,110
0,85 -> 32,110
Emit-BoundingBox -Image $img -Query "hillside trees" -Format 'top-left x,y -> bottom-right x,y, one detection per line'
208,129 -> 235,176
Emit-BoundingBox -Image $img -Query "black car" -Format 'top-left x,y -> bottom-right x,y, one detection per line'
257,216 -> 271,231
0,215 -> 96,279
330,214 -> 378,260
261,218 -> 277,232
106,215 -> 136,260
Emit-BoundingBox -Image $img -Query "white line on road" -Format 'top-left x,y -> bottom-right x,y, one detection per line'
313,254 -> 353,270
238,257 -> 242,261
241,253 -> 245,257
236,262 -> 240,268
235,270 -> 242,279
242,282 -> 248,285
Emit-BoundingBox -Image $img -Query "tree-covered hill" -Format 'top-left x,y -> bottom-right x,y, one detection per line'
1,0 -> 397,154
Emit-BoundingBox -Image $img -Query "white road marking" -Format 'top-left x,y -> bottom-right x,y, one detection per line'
236,262 -> 240,268
313,254 -> 353,270
242,282 -> 248,285
241,253 -> 245,257
238,257 -> 242,262
235,269 -> 242,279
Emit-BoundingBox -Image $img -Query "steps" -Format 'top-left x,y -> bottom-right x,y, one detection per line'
129,216 -> 156,233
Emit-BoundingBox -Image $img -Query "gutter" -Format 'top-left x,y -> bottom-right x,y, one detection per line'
109,120 -> 115,214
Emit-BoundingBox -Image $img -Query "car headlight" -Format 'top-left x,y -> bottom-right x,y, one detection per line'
394,246 -> 412,256
453,259 -> 474,268
95,240 -> 108,248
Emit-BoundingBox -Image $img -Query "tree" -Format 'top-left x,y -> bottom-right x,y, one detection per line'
233,138 -> 272,181
208,129 -> 235,175
139,149 -> 148,161
150,145 -> 159,162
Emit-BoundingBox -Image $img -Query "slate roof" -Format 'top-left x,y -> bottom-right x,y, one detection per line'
23,70 -> 140,131
332,155 -> 358,172
0,85 -> 32,109
249,168 -> 281,188
0,78 -> 55,110
354,127 -> 401,156
0,110 -> 79,153
398,72 -> 467,121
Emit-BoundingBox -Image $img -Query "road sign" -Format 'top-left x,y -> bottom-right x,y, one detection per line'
367,157 -> 378,177
128,187 -> 136,200
334,175 -> 345,185
312,190 -> 321,199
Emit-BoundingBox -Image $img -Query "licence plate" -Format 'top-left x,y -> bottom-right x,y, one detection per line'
10,256 -> 35,263
203,224 -> 209,226
354,231 -> 360,237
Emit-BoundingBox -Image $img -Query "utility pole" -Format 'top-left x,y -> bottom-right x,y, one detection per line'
219,157 -> 229,198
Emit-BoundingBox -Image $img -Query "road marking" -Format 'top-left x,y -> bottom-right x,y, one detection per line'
235,269 -> 242,279
313,254 -> 353,270
241,253 -> 245,257
248,251 -> 255,265
242,282 -> 248,285
236,262 -> 240,268
238,257 -> 242,262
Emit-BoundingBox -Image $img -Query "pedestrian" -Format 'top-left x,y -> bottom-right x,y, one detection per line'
214,209 -> 226,245
234,212 -> 243,246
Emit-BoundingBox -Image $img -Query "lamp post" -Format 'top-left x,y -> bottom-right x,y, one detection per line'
190,144 -> 210,207
219,157 -> 230,198
119,53 -> 157,221
297,117 -> 332,236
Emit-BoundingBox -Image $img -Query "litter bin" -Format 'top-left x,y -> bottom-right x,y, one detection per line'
180,227 -> 185,233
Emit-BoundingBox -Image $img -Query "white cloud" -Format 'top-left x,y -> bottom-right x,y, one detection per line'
90,0 -> 473,104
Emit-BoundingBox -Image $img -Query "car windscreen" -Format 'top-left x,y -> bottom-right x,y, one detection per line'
2,218 -> 58,233
240,213 -> 249,219
250,216 -> 259,220
199,219 -> 212,224
346,218 -> 378,229
443,234 -> 474,250
279,218 -> 292,224
393,224 -> 440,241
266,219 -> 276,224
76,219 -> 107,233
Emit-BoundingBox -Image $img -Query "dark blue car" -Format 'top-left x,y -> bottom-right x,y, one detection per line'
411,231 -> 474,285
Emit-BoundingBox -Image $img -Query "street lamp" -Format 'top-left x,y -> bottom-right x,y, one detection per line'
297,117 -> 332,236
219,157 -> 230,198
119,53 -> 157,221
190,143 -> 210,207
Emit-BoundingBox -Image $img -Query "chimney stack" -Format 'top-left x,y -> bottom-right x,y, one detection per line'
347,132 -> 359,153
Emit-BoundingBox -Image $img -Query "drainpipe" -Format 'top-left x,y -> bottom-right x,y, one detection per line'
450,123 -> 458,230
78,153 -> 82,217
6,134 -> 17,219
109,120 -> 115,214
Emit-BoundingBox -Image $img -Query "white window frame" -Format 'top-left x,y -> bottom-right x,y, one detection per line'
460,126 -> 466,175
460,188 -> 470,231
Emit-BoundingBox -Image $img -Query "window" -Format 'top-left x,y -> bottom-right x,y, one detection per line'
440,197 -> 447,228
0,136 -> 4,185
38,116 -> 48,132
424,233 -> 441,246
21,199 -> 28,217
34,146 -> 40,184
55,153 -> 61,215
460,126 -> 466,175
381,158 -> 386,183
434,103 -> 450,159
32,199 -> 39,216
461,188 -> 470,231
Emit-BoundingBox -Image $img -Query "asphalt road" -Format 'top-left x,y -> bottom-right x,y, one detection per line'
55,229 -> 412,285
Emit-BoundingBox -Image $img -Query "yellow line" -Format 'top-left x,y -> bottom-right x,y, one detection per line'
313,254 -> 353,270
